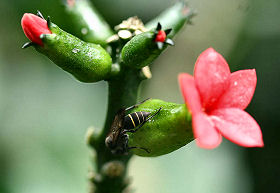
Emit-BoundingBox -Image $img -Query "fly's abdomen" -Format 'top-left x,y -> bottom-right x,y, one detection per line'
123,111 -> 150,130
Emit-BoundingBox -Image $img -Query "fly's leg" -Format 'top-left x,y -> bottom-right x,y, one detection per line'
128,146 -> 150,153
145,107 -> 162,121
124,98 -> 150,111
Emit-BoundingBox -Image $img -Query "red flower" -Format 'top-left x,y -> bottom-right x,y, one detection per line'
178,48 -> 264,149
155,30 -> 167,43
21,13 -> 52,46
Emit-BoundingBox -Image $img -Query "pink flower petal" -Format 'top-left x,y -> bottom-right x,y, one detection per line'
194,48 -> 231,110
178,73 -> 202,114
210,108 -> 264,147
193,112 -> 222,149
213,69 -> 257,110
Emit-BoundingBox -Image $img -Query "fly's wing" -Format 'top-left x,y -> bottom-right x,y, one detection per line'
108,108 -> 126,140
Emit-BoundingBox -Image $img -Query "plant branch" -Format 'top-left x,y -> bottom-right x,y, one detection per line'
88,67 -> 143,193
63,0 -> 113,47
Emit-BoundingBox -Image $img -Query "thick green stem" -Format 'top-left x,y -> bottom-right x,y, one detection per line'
90,68 -> 143,193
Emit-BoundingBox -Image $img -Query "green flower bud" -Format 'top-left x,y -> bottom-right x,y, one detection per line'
35,21 -> 112,83
121,31 -> 164,69
128,99 -> 193,157
120,2 -> 195,69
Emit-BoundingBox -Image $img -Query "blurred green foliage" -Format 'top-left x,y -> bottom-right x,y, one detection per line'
228,1 -> 280,192
0,0 -> 279,193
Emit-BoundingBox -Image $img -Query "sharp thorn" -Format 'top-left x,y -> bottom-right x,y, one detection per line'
165,39 -> 174,46
36,10 -> 45,20
156,22 -> 161,31
164,28 -> 172,35
22,42 -> 35,49
156,42 -> 164,49
47,16 -> 51,28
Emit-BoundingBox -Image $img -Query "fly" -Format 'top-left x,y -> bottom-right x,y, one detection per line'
105,99 -> 162,154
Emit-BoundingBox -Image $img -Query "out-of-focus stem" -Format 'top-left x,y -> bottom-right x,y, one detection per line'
64,0 -> 113,47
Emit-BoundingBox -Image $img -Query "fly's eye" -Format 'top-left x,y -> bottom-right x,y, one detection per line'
105,136 -> 113,148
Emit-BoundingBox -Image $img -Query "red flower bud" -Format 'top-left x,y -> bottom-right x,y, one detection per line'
21,13 -> 52,46
155,30 -> 166,42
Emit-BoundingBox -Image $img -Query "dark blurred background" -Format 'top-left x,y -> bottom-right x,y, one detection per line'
0,0 -> 279,193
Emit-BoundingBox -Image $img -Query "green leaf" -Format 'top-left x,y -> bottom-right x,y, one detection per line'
128,99 -> 193,157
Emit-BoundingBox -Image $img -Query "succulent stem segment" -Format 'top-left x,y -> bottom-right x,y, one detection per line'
86,2 -> 195,190
89,68 -> 143,192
